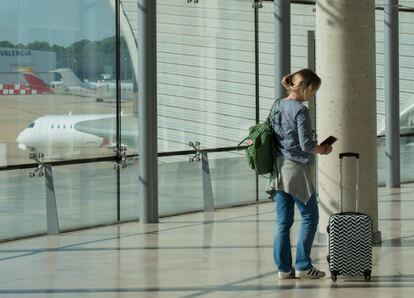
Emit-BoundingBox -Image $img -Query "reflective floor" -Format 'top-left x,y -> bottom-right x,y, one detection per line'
0,184 -> 413,297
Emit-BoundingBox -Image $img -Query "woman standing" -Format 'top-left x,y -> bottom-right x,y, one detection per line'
271,68 -> 332,279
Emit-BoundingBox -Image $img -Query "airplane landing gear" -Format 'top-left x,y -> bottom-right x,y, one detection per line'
114,145 -> 127,169
28,151 -> 45,177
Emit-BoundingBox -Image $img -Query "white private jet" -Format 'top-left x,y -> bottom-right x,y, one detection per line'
16,113 -> 138,159
377,101 -> 414,136
53,68 -> 134,102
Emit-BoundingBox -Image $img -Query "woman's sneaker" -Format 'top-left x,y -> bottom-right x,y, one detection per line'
278,268 -> 296,279
296,267 -> 326,279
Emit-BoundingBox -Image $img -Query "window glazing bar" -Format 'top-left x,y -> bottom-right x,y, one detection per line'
138,0 -> 158,223
274,0 -> 290,99
385,0 -> 400,188
116,0 -> 122,221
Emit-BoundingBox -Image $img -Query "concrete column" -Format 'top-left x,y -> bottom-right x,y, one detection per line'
316,0 -> 380,242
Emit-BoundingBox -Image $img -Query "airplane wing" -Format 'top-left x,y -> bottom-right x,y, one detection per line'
75,115 -> 138,149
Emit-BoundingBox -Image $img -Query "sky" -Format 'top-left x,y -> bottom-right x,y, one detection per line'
0,0 -> 115,47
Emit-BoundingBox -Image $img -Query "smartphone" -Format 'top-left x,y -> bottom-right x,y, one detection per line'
320,135 -> 338,146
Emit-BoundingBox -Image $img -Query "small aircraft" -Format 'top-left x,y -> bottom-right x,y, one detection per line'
16,113 -> 137,159
377,101 -> 414,136
20,67 -> 134,101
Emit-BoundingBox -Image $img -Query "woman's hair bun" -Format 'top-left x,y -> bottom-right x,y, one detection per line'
281,74 -> 292,90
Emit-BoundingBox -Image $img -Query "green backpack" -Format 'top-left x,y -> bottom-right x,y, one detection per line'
237,99 -> 280,175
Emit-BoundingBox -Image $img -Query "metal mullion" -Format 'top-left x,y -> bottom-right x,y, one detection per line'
116,0 -> 122,221
254,4 -> 260,202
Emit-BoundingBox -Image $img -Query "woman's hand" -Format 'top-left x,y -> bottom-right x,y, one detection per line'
323,145 -> 333,155
313,144 -> 333,155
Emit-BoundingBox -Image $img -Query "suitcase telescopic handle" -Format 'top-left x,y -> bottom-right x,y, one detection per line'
339,152 -> 360,213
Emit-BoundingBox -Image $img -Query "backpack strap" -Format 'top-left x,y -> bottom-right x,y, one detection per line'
236,136 -> 251,150
237,98 -> 282,151
268,98 -> 283,181
268,98 -> 282,126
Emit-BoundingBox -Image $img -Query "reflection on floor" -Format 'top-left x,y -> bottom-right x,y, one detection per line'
0,184 -> 413,297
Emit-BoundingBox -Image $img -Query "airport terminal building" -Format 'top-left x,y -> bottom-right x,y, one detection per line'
0,0 -> 413,297
0,47 -> 56,84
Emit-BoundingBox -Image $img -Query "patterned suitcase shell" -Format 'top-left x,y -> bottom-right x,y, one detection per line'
327,153 -> 373,282
328,212 -> 372,280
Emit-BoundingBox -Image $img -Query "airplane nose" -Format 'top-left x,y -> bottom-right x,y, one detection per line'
16,131 -> 24,144
16,130 -> 28,150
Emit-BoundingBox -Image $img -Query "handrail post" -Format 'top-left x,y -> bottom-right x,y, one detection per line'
201,151 -> 215,212
189,142 -> 215,212
44,164 -> 60,235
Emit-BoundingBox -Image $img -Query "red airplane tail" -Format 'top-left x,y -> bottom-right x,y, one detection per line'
22,72 -> 55,94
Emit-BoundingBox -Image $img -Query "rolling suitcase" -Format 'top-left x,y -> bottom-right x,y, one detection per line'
327,152 -> 373,282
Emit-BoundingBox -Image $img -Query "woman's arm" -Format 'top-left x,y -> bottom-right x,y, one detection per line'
296,108 -> 316,153
297,108 -> 332,155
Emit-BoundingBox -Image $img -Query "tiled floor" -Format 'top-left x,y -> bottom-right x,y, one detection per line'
0,184 -> 414,297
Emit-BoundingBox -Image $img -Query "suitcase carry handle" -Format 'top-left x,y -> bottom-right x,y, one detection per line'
339,152 -> 360,213
339,152 -> 360,159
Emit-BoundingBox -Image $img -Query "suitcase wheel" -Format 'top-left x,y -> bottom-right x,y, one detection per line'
331,271 -> 338,282
364,270 -> 372,282
326,255 -> 330,263
326,226 -> 330,233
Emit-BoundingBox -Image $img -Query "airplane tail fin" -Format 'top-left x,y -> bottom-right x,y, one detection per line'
19,69 -> 55,94
53,68 -> 82,87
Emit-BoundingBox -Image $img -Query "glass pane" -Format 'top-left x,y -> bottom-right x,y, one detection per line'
259,2 -> 315,119
120,30 -> 138,153
122,155 -> 206,219
376,0 -> 414,7
400,135 -> 414,183
208,151 -> 258,207
291,4 -> 315,71
376,10 -> 414,134
258,1 -> 275,118
399,11 -> 414,183
157,0 -> 256,153
377,137 -> 385,185
377,10 -> 414,183
119,2 -> 139,218
159,155 -> 204,216
53,162 -> 117,230
0,0 -> 117,165
120,157 -> 139,221
378,135 -> 414,185
399,11 -> 414,133
376,9 -> 385,134
0,168 -> 46,240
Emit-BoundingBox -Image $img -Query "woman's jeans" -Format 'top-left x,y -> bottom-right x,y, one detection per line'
273,191 -> 319,273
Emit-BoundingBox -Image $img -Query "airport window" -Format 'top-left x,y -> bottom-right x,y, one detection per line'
0,0 -> 120,239
1,0 -> 413,242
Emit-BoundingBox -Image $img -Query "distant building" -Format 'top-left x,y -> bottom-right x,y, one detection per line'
0,47 -> 56,84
